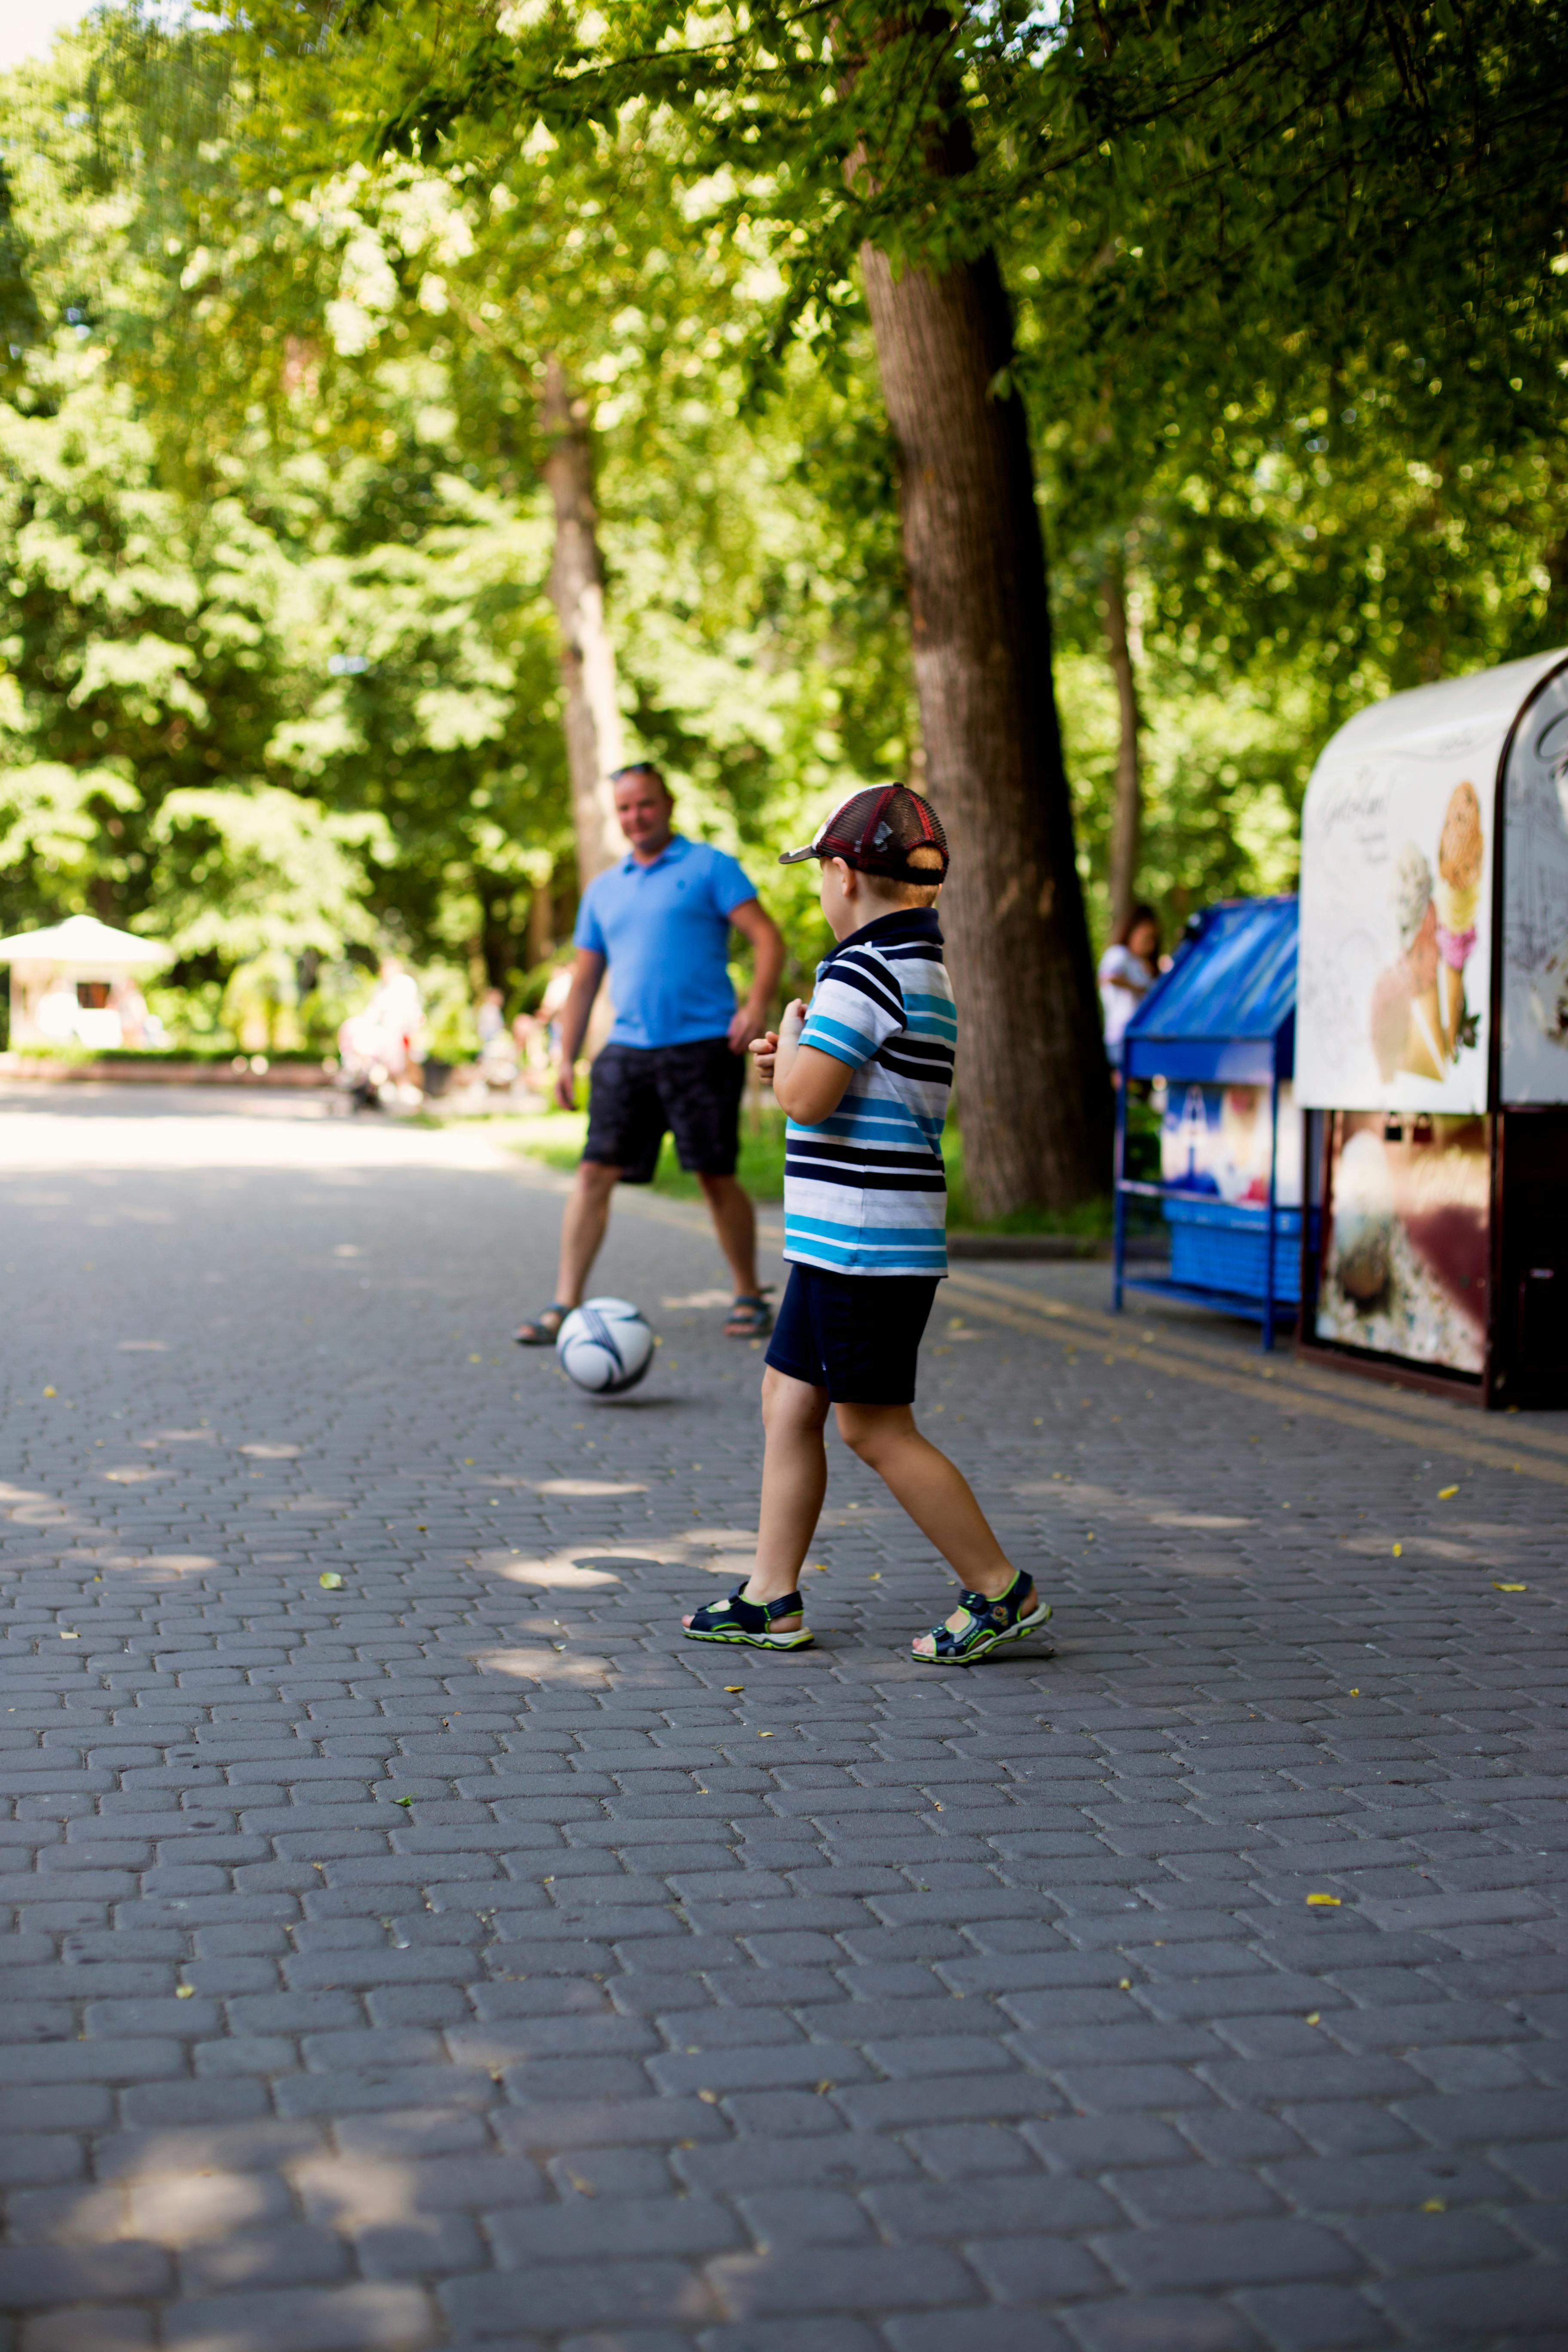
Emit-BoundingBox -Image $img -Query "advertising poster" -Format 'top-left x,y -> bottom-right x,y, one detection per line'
1314,1112 -> 1490,1374
1501,661 -> 1568,1105
1161,1081 -> 1302,1207
1299,723 -> 1494,1114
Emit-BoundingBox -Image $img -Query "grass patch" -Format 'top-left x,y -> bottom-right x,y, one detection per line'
496,1102 -> 1127,1235
492,1108 -> 787,1201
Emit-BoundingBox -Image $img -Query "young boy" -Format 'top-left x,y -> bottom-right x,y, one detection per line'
682,784 -> 1050,1666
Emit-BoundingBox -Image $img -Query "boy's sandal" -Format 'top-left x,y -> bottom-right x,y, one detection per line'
912,1568 -> 1051,1666
724,1291 -> 774,1340
515,1304 -> 569,1347
684,1586 -> 813,1651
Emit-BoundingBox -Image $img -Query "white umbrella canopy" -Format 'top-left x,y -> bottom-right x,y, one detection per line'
0,914 -> 170,967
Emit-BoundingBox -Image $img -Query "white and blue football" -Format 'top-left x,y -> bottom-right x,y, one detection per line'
555,1297 -> 655,1395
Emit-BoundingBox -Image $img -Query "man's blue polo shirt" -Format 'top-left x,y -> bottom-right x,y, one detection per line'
573,834 -> 757,1049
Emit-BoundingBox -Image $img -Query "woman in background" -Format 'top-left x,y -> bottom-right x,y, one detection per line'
1098,903 -> 1160,1073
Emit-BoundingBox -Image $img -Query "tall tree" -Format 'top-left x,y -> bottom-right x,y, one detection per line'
540,355 -> 625,884
369,0 -> 1120,1213
1100,541 -> 1142,931
858,231 -> 1109,1210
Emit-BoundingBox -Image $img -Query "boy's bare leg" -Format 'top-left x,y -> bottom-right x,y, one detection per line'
834,1402 -> 1034,1657
681,1367 -> 826,1632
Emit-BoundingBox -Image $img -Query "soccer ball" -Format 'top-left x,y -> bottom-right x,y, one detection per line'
555,1297 -> 655,1395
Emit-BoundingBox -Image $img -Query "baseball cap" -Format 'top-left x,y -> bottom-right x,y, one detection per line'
778,784 -> 949,882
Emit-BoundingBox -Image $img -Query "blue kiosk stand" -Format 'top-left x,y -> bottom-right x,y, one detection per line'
1112,896 -> 1302,1349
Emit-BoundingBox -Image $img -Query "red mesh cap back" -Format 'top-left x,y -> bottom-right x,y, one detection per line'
778,784 -> 949,881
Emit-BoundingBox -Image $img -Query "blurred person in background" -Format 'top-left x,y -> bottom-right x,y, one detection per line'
476,985 -> 518,1090
338,956 -> 426,1107
476,986 -> 506,1048
1099,903 -> 1160,1075
110,975 -> 164,1049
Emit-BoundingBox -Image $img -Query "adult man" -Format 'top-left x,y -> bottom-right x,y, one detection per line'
516,763 -> 786,1346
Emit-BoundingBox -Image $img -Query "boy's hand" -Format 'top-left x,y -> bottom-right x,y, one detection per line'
753,1000 -> 807,1092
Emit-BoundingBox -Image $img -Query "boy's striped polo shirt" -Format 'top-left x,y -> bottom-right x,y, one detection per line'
783,906 -> 955,1278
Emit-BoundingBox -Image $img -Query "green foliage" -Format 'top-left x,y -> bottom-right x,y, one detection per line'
0,756 -> 138,913
148,784 -> 389,959
2,0 -> 1564,1066
0,8 -> 915,1012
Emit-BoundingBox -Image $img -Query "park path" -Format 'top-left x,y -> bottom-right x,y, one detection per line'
0,1081 -> 1564,2352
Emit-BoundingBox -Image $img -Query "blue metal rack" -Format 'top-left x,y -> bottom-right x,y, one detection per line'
1112,896 -> 1302,1350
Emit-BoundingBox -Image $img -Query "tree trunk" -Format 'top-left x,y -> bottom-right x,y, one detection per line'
1103,543 -> 1142,932
860,244 -> 1112,1216
482,896 -> 517,992
540,354 -> 625,888
526,873 -> 554,968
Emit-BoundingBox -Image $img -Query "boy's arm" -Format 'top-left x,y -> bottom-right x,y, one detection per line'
756,999 -> 854,1124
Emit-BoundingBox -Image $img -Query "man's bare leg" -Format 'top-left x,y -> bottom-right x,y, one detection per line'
518,1160 -> 624,1342
682,1368 -> 825,1632
517,1162 -> 620,1345
696,1172 -> 760,1298
554,1159 -> 622,1308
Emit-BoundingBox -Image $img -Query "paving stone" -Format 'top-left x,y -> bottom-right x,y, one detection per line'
882,2316 -> 1077,2352
1096,2217 -> 1361,2294
698,2324 -> 885,2352
1066,2296 -> 1267,2352
704,2246 -> 973,2318
19,2310 -> 156,2352
0,2245 -> 172,2309
442,2263 -> 716,2337
160,2282 -> 438,2349
1105,2167 -> 1284,2226
1232,2284 -> 1393,2350
3,1102 -> 1563,2349
1378,2263 -> 1568,2340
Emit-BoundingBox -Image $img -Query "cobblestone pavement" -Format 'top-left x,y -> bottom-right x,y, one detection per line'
1,1084 -> 1565,2352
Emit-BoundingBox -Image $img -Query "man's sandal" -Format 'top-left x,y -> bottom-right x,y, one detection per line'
912,1568 -> 1051,1666
724,1292 -> 774,1340
684,1587 -> 813,1651
515,1305 -> 569,1347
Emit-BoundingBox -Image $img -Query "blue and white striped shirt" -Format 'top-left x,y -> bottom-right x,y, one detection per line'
784,908 -> 955,1279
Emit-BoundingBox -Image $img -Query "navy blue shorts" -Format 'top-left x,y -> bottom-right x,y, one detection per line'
764,1263 -> 940,1406
584,1038 -> 744,1185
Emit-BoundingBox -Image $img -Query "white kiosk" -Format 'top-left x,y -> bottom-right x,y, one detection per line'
1296,649 -> 1568,1408
0,915 -> 170,1052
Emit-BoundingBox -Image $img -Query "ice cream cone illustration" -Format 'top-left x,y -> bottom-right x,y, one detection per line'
1435,781 -> 1482,1060
1370,842 -> 1445,1081
1404,901 -> 1445,1079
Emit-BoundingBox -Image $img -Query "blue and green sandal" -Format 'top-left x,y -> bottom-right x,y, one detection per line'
912,1568 -> 1051,1666
684,1586 -> 814,1652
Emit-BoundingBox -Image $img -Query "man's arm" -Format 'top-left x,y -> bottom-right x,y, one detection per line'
726,897 -> 786,1053
553,948 -> 606,1111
